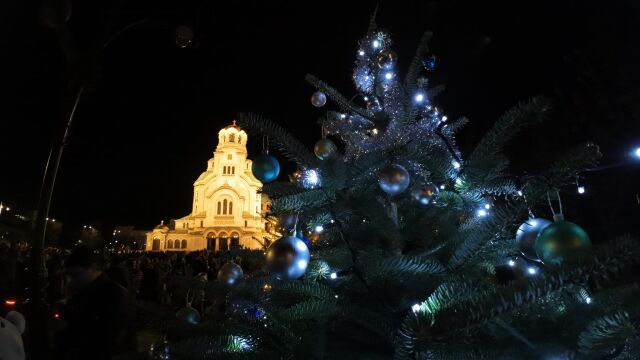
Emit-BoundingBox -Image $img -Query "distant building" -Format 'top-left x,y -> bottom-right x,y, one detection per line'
145,122 -> 273,252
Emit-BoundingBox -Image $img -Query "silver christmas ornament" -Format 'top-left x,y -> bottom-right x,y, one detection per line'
411,183 -> 439,205
376,49 -> 397,69
266,235 -> 310,279
311,91 -> 327,107
515,218 -> 552,260
314,138 -> 337,160
217,262 -> 244,287
378,164 -> 410,195
176,304 -> 200,325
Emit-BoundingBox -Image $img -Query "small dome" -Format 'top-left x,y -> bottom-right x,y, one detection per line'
224,120 -> 241,131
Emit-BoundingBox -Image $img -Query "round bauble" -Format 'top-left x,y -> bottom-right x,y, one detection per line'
175,25 -> 194,48
265,235 -> 310,280
378,164 -> 410,195
149,340 -> 171,360
515,218 -> 552,260
252,153 -> 280,183
314,138 -> 337,160
376,49 -> 397,69
217,262 -> 244,287
411,183 -> 439,205
311,91 -> 327,107
176,304 -> 200,325
535,219 -> 591,265
423,54 -> 437,71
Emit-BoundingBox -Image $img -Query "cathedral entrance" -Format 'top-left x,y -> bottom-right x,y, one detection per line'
230,233 -> 240,249
152,238 -> 160,251
206,232 -> 217,250
219,236 -> 229,251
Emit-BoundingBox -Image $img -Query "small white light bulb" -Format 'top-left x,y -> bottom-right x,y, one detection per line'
411,304 -> 421,313
635,147 -> 640,158
508,260 -> 516,267
415,93 -> 424,102
440,184 -> 445,190
477,209 -> 487,217
527,267 -> 537,275
441,116 -> 448,122
455,178 -> 462,185
452,160 -> 461,169
358,50 -> 365,56
385,72 -> 393,80
517,190 -> 523,196
330,272 -> 337,280
315,225 -> 324,233
372,40 -> 380,48
484,204 -> 491,209
585,297 -> 592,304
577,186 -> 585,194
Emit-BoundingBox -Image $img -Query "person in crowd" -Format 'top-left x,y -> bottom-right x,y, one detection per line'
138,257 -> 160,303
53,246 -> 135,360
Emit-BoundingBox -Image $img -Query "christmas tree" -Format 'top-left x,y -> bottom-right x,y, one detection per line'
162,16 -> 640,360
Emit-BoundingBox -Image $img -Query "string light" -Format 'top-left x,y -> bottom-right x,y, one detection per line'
330,272 -> 337,280
411,304 -> 421,312
508,260 -> 516,267
441,116 -> 448,122
517,190 -> 523,196
358,50 -> 365,56
477,209 -> 488,217
577,186 -> 585,194
585,297 -> 592,304
527,267 -> 537,275
314,225 -> 324,233
440,185 -> 445,190
452,160 -> 461,169
384,72 -> 394,80
455,178 -> 463,185
484,204 -> 491,209
634,147 -> 640,158
415,93 -> 424,102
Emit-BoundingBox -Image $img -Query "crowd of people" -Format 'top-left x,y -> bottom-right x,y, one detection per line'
0,242 -> 259,359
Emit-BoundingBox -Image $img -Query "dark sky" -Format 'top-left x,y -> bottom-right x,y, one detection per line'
2,0 -> 639,242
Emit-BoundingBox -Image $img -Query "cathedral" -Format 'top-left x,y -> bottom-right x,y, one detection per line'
145,121 -> 273,252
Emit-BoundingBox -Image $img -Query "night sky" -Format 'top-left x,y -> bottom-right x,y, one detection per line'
2,1 -> 639,243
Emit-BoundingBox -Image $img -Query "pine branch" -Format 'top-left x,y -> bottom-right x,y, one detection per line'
305,74 -> 374,119
237,113 -> 318,168
404,31 -> 434,91
577,310 -> 636,357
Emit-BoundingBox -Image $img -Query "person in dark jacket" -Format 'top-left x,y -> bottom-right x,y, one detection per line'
54,246 -> 135,360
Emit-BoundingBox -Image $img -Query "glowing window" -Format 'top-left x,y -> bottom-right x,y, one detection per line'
174,239 -> 180,248
223,199 -> 228,214
227,154 -> 232,160
229,201 -> 233,215
167,240 -> 173,249
181,240 -> 187,249
229,134 -> 235,142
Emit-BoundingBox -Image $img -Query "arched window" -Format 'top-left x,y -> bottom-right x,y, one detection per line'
223,199 -> 228,214
167,240 -> 173,249
229,201 -> 233,215
232,167 -> 235,174
229,134 -> 235,142
174,239 -> 180,249
181,240 -> 187,249
223,166 -> 227,174
217,202 -> 221,214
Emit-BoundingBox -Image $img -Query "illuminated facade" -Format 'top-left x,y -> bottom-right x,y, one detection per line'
145,122 -> 272,252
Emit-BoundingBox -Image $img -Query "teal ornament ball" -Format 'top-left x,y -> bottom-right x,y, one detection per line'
535,220 -> 591,264
176,304 -> 200,325
252,153 -> 280,183
516,218 -> 552,260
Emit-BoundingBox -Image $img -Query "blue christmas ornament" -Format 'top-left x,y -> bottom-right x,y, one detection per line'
252,153 -> 280,183
423,54 -> 437,71
266,235 -> 310,280
378,164 -> 410,195
295,230 -> 311,247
